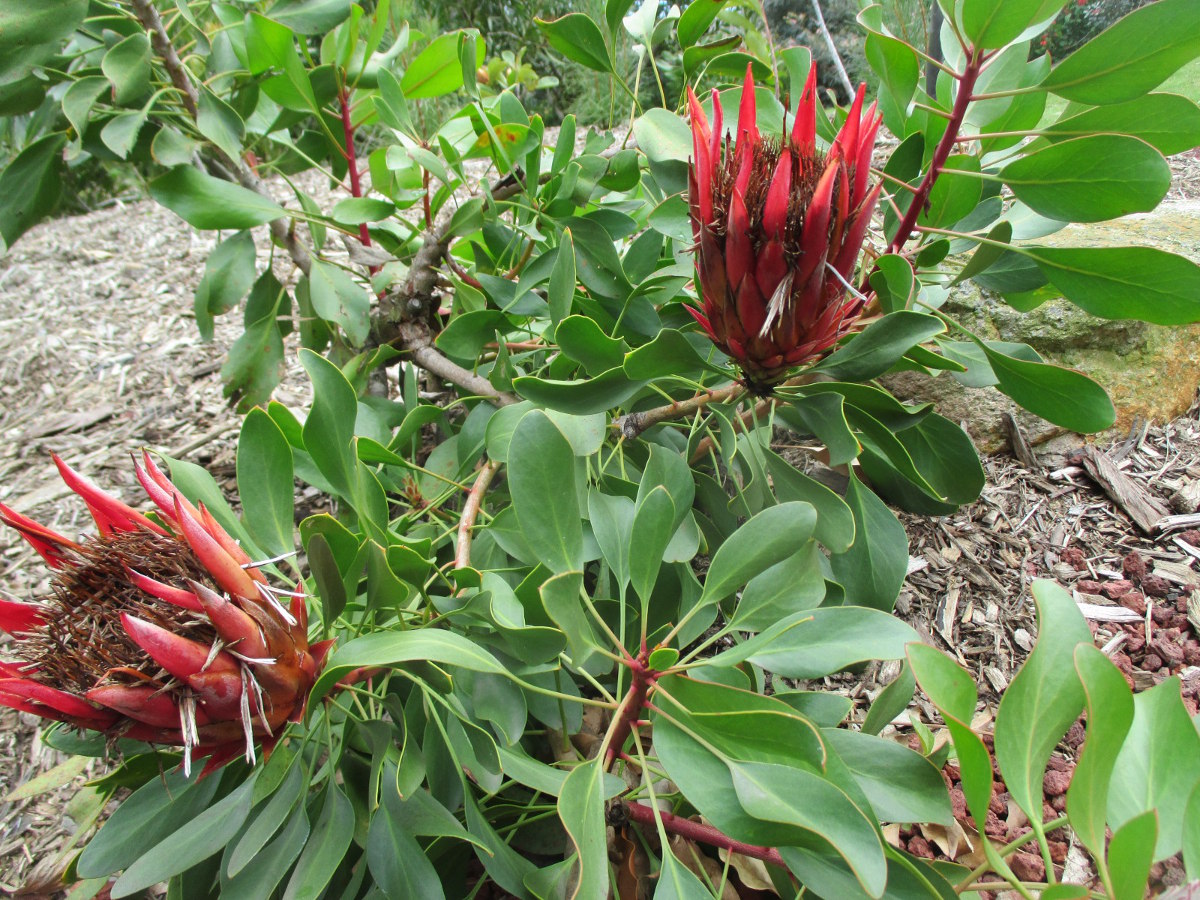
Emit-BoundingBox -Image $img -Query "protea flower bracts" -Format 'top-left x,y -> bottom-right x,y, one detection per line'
0,453 -> 331,775
686,64 -> 883,388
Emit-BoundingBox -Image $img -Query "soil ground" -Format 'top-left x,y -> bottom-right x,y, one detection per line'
1,151 -> 1199,896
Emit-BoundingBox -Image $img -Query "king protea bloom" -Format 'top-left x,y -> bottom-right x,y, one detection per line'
0,453 -> 331,776
686,64 -> 883,388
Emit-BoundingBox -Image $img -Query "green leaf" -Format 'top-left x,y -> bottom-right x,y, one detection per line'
112,775 -> 257,897
549,229 -> 577,329
1067,643 -> 1134,859
994,580 -> 1092,832
282,787 -> 355,897
677,0 -> 729,47
558,758 -> 609,900
730,542 -> 825,631
630,486 -> 676,604
655,842 -> 717,899
401,30 -> 484,98
307,259 -> 370,346
1040,0 -> 1200,105
829,475 -> 908,612
918,155 -> 981,228
0,133 -> 65,248
267,0 -> 352,33
513,367 -> 647,415
1044,93 -> 1200,156
979,341 -> 1115,432
907,643 -> 1019,886
508,410 -> 582,573
858,413 -> 985,515
764,451 -> 855,553
225,758 -> 304,878
823,729 -> 954,826
556,315 -> 626,375
962,0 -> 1067,50
868,254 -> 915,314
101,33 -> 151,105
540,571 -> 601,669
307,533 -> 347,631
1184,782 -> 1200,880
1001,136 -> 1169,223
536,13 -> 612,74
633,108 -> 692,165
907,645 -> 992,819
814,312 -> 945,382
330,197 -> 394,225
729,760 -> 886,897
655,675 -> 826,769
952,221 -> 1013,286
1028,245 -> 1200,326
197,89 -> 245,162
62,77 -> 109,140
77,770 -> 220,877
861,662 -> 916,736
221,801 -> 309,897
1108,676 -> 1200,860
0,0 -> 86,79
781,393 -> 860,467
149,167 -> 285,231
700,502 -> 817,605
311,629 -> 506,703
1108,811 -> 1158,900
299,350 -> 358,500
710,607 -> 919,679
237,409 -> 295,559
366,784 -> 446,899
100,105 -> 151,160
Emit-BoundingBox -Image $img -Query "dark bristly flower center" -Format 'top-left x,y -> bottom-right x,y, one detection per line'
17,530 -> 219,695
710,136 -> 832,251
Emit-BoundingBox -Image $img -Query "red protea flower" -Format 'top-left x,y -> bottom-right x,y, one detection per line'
686,63 -> 883,390
0,453 -> 332,776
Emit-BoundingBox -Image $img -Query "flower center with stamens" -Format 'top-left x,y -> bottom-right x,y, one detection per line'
15,530 -> 219,694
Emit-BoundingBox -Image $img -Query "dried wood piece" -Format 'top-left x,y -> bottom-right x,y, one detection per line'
1003,412 -> 1040,471
1170,477 -> 1200,514
23,405 -> 115,438
1077,445 -> 1170,534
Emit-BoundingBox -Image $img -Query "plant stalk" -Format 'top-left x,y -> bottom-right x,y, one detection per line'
455,461 -> 501,570
887,49 -> 985,255
622,801 -> 786,868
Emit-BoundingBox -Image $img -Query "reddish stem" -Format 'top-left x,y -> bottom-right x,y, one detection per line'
623,801 -> 786,868
887,49 -> 985,255
604,653 -> 656,769
338,86 -> 378,271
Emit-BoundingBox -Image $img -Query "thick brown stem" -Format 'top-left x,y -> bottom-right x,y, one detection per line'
887,50 -> 984,255
455,461 -> 501,570
129,0 -> 198,118
622,801 -> 786,868
613,385 -> 743,441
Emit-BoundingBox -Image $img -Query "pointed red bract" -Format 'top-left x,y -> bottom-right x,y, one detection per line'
736,63 -> 759,154
51,453 -> 165,537
0,598 -> 45,635
791,61 -> 818,156
0,502 -> 79,568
